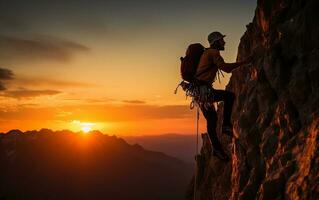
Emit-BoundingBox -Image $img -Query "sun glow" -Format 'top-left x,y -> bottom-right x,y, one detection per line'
71,120 -> 95,133
81,125 -> 92,133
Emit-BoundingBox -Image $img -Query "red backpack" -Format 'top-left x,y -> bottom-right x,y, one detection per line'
180,43 -> 205,82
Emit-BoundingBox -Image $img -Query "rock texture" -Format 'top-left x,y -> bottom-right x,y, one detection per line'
189,0 -> 319,199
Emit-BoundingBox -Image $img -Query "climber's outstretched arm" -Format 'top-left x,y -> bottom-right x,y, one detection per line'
219,56 -> 252,73
219,61 -> 246,73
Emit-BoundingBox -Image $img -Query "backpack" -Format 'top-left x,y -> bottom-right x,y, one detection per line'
180,43 -> 205,82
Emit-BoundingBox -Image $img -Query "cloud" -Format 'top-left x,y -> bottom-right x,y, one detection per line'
0,68 -> 14,80
12,77 -> 98,88
122,100 -> 146,104
0,103 -> 192,122
0,34 -> 89,62
56,104 -> 193,122
1,88 -> 61,98
0,68 -> 14,90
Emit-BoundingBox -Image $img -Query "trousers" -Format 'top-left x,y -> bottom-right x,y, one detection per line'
200,89 -> 235,151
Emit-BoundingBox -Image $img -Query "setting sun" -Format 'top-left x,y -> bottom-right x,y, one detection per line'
81,125 -> 92,133
71,120 -> 95,133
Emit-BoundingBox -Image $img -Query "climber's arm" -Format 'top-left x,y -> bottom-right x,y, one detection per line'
215,54 -> 252,73
219,61 -> 246,73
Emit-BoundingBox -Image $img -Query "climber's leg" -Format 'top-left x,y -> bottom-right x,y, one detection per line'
200,105 -> 222,149
212,89 -> 235,126
200,104 -> 229,161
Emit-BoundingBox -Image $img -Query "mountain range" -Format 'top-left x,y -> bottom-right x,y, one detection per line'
0,129 -> 193,200
123,133 -> 200,163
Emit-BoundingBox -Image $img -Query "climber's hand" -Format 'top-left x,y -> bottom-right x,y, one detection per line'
242,55 -> 253,64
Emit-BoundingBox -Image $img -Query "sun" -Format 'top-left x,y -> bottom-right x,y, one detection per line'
81,125 -> 92,133
71,120 -> 95,134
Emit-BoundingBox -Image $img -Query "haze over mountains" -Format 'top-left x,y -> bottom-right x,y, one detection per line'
124,134 -> 201,163
0,129 -> 193,200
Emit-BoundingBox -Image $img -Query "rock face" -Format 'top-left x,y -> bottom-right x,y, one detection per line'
189,0 -> 319,199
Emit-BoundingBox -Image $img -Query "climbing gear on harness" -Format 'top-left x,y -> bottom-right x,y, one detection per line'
174,80 -> 215,110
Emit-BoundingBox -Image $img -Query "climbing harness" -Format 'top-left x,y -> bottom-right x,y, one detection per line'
175,67 -> 224,109
174,80 -> 216,110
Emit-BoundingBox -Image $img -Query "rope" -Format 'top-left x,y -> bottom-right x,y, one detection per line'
175,83 -> 200,199
174,82 -> 182,94
196,105 -> 200,156
215,69 -> 225,84
193,104 -> 200,200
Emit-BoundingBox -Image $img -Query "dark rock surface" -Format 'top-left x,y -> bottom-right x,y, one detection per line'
188,0 -> 319,199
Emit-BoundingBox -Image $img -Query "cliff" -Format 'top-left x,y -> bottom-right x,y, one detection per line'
189,0 -> 319,199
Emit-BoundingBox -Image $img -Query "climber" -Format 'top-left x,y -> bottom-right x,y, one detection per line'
195,31 -> 251,161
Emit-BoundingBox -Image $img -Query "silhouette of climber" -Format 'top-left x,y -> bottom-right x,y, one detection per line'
195,31 -> 251,161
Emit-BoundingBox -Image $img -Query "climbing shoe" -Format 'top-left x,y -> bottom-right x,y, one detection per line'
213,148 -> 230,162
222,125 -> 233,137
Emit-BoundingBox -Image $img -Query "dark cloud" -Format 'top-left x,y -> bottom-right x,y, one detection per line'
0,68 -> 14,80
122,100 -> 146,104
0,35 -> 89,62
0,68 -> 14,90
1,88 -> 61,98
84,98 -> 116,104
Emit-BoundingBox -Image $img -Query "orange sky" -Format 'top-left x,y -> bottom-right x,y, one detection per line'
0,0 -> 256,136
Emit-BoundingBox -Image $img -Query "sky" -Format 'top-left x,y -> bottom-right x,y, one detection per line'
0,0 -> 256,136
